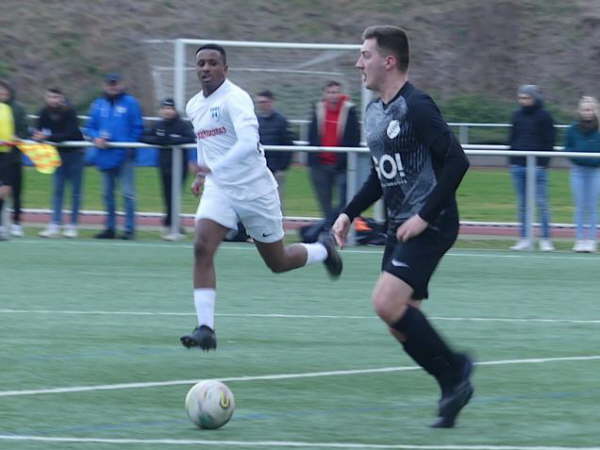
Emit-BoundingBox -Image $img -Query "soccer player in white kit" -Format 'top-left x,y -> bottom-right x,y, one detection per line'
180,44 -> 342,351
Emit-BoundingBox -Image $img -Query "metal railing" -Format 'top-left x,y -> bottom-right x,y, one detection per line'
16,139 -> 600,248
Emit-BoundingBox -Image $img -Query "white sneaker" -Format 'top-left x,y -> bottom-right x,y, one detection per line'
10,224 -> 24,237
573,240 -> 589,252
585,240 -> 597,253
161,232 -> 181,241
39,224 -> 61,238
62,224 -> 78,238
539,239 -> 555,252
510,239 -> 532,251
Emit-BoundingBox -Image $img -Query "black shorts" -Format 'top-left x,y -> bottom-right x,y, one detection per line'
381,215 -> 459,300
0,158 -> 15,187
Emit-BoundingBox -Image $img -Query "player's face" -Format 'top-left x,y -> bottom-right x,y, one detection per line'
196,50 -> 227,94
45,92 -> 64,108
579,103 -> 596,121
356,38 -> 386,92
517,94 -> 534,107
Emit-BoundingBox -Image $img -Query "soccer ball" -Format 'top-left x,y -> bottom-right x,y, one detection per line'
185,380 -> 235,429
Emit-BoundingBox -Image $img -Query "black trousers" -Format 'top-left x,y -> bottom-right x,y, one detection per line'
159,160 -> 187,227
0,160 -> 22,225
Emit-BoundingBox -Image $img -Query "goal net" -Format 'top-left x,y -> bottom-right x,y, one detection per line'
142,39 -> 366,139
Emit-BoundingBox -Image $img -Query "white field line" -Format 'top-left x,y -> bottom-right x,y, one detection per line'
1,355 -> 599,398
0,435 -> 597,450
2,309 -> 600,324
9,238 -> 600,261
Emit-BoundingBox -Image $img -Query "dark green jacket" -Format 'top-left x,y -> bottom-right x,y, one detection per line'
565,122 -> 600,168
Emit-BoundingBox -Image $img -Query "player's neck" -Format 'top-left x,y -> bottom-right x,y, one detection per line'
202,79 -> 226,98
379,75 -> 408,104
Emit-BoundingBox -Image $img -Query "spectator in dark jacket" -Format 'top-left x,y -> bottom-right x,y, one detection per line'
256,90 -> 294,212
33,88 -> 85,238
0,79 -> 28,238
140,98 -> 196,240
565,96 -> 600,253
307,80 -> 361,229
508,84 -> 556,252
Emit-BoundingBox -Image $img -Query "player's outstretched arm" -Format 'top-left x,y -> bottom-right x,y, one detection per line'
332,213 -> 351,248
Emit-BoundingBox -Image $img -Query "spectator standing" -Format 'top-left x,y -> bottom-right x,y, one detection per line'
140,98 -> 196,240
84,74 -> 143,240
508,84 -> 556,252
565,96 -> 600,253
34,88 -> 85,238
0,80 -> 28,239
255,90 -> 294,213
307,80 -> 360,230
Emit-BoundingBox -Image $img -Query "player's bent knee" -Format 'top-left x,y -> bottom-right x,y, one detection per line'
193,238 -> 218,263
372,294 -> 410,325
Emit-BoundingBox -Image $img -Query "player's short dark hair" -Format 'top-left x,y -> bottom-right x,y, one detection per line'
257,90 -> 274,99
324,80 -> 342,89
47,88 -> 64,95
195,44 -> 227,64
362,25 -> 410,72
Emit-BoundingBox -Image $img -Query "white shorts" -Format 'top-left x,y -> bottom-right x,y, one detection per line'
195,184 -> 284,243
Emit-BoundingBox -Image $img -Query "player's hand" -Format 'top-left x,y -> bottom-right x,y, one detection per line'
93,137 -> 108,148
332,213 -> 351,248
191,166 -> 211,196
396,214 -> 428,242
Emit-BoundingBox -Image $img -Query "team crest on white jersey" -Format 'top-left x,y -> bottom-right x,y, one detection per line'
210,106 -> 220,119
387,120 -> 400,139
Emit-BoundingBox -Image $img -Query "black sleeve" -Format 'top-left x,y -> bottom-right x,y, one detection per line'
508,112 -> 517,147
345,106 -> 361,147
541,111 -> 556,150
166,120 -> 196,145
35,109 -> 46,132
139,123 -> 165,145
342,166 -> 382,221
409,94 -> 469,223
280,117 -> 294,170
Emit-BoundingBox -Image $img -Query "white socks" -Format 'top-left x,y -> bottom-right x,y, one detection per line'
194,288 -> 216,330
300,242 -> 328,265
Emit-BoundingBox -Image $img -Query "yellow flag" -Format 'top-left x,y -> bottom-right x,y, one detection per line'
16,142 -> 62,174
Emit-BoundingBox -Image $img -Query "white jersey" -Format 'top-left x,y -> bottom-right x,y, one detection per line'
186,79 -> 277,201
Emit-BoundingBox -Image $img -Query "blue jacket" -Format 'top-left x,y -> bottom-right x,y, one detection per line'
84,93 -> 143,170
565,122 -> 600,168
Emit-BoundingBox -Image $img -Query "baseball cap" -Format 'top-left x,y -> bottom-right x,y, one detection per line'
160,98 -> 176,108
104,73 -> 122,84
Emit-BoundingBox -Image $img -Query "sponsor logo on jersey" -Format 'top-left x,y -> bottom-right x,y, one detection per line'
372,154 -> 407,185
197,127 -> 227,139
387,120 -> 400,139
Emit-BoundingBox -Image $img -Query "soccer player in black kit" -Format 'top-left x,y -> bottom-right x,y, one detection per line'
332,25 -> 474,428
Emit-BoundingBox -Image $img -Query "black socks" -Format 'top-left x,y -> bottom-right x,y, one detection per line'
392,305 -> 462,395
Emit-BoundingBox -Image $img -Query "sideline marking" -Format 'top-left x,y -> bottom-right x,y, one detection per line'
1,355 -> 599,398
7,238 -> 599,261
0,435 -> 597,449
2,309 -> 600,324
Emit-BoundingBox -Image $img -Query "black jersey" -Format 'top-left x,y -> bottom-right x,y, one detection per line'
344,82 -> 469,230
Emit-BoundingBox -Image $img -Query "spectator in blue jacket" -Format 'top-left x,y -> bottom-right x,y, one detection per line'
84,74 -> 143,239
508,84 -> 556,252
565,96 -> 600,253
255,90 -> 294,213
33,88 -> 85,238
